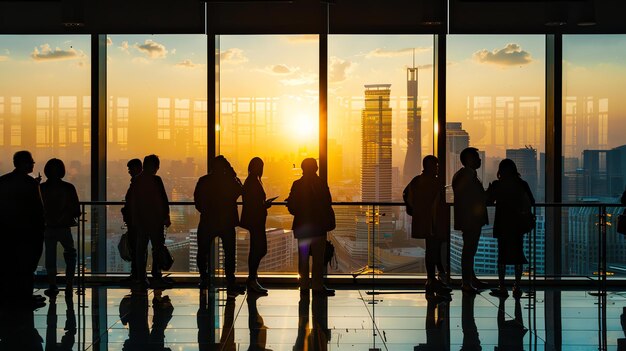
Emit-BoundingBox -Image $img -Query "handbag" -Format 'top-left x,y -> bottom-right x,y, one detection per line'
155,245 -> 174,271
324,240 -> 338,270
118,232 -> 132,262
617,214 -> 626,235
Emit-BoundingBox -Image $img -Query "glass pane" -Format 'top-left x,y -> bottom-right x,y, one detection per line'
563,35 -> 626,203
447,35 -> 546,277
0,35 -> 91,275
106,35 -> 207,273
218,35 -> 319,275
328,35 -> 435,275
562,36 -> 626,278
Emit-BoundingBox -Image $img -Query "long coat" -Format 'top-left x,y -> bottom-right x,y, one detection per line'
194,173 -> 242,234
452,167 -> 488,231
486,177 -> 535,238
402,173 -> 447,240
286,174 -> 333,239
127,173 -> 170,234
240,176 -> 267,231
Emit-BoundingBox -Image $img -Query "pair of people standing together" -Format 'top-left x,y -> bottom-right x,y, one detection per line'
194,156 -> 334,296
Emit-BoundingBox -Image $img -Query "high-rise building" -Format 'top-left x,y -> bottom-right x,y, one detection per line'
403,66 -> 422,184
355,84 -> 394,264
506,147 -> 538,196
445,122 -> 470,187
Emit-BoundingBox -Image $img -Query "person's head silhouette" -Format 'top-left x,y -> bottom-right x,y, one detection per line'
13,150 -> 35,174
248,157 -> 264,179
460,147 -> 481,170
212,155 -> 234,176
44,158 -> 65,180
127,158 -> 142,178
497,158 -> 519,179
301,158 -> 318,177
143,154 -> 160,175
422,155 -> 438,175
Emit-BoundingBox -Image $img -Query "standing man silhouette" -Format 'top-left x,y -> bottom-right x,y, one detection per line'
121,158 -> 143,284
452,147 -> 488,294
287,158 -> 335,297
403,155 -> 450,297
127,155 -> 171,292
194,155 -> 245,295
0,151 -> 45,308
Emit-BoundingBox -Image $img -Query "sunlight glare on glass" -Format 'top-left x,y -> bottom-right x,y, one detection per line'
289,111 -> 317,141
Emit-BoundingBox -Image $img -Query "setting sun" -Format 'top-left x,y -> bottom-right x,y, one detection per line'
288,111 -> 318,141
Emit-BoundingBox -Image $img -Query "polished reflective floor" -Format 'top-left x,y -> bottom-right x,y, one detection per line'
2,285 -> 626,350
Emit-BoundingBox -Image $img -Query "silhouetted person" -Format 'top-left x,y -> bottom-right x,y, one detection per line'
414,295 -> 450,351
618,307 -> 626,350
461,292 -> 481,351
403,155 -> 450,297
0,150 -> 45,308
287,158 -> 335,296
194,155 -> 245,295
452,147 -> 488,294
121,158 -> 143,284
241,157 -> 272,295
127,155 -> 171,292
45,293 -> 76,351
487,159 -> 535,298
40,158 -> 79,297
247,293 -> 270,351
495,295 -> 527,351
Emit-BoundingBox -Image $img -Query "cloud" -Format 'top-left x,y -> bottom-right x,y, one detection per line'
329,56 -> 355,83
31,44 -> 84,62
134,39 -> 168,59
473,43 -> 533,67
119,41 -> 129,53
263,64 -> 298,75
107,37 -> 112,46
220,48 -> 247,65
175,59 -> 203,69
366,47 -> 431,58
171,48 -> 177,55
0,55 -> 8,62
280,73 -> 317,86
286,35 -> 318,43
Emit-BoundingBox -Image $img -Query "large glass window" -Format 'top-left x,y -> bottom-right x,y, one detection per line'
562,35 -> 626,277
447,35 -> 546,277
328,35 -> 434,274
0,35 -> 91,275
106,35 -> 207,272
218,35 -> 319,275
0,35 -> 91,197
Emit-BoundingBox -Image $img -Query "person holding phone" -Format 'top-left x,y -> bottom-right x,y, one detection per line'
241,157 -> 272,295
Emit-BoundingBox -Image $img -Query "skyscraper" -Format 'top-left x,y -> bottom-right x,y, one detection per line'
403,66 -> 422,184
445,122 -> 470,186
506,146 -> 538,196
356,84 -> 394,265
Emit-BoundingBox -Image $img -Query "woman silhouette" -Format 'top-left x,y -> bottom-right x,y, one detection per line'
241,157 -> 271,295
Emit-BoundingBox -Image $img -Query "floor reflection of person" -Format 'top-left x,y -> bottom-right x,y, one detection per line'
199,292 -> 236,351
414,295 -> 450,351
197,289 -> 217,351
619,307 -> 626,351
247,293 -> 271,351
120,290 -> 174,351
45,293 -> 76,351
461,292 -> 481,351
294,293 -> 329,351
495,296 -> 527,351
